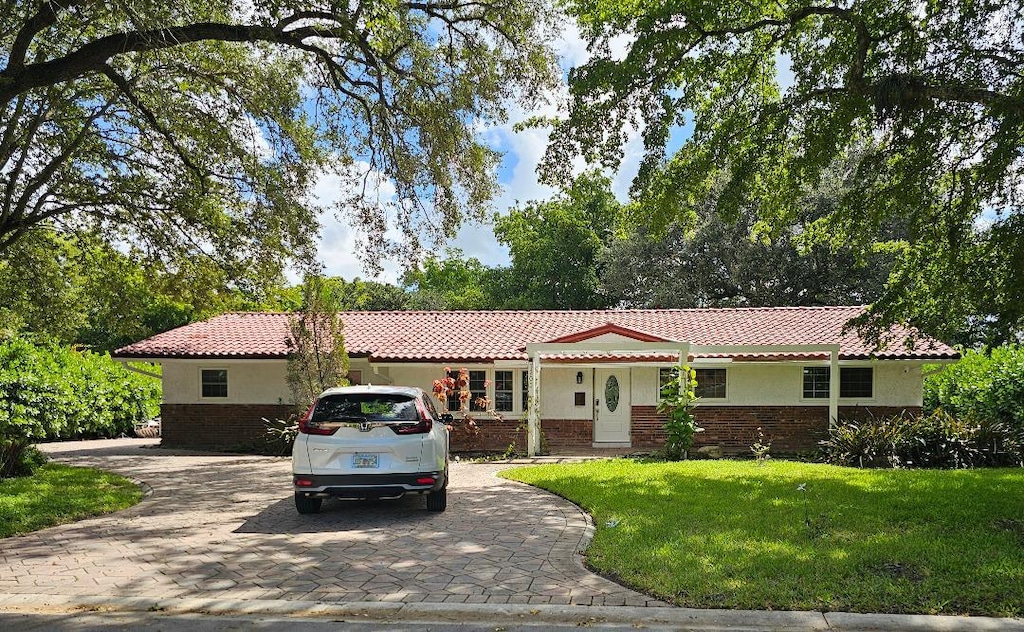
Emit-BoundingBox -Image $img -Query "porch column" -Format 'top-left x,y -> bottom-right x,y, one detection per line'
528,354 -> 541,456
677,342 -> 690,367
829,348 -> 839,427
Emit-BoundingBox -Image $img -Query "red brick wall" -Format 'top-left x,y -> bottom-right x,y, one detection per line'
631,406 -> 668,449
447,418 -> 593,452
631,405 -> 922,454
162,403 -> 921,454
447,418 -> 524,452
161,403 -> 292,449
541,419 -> 595,451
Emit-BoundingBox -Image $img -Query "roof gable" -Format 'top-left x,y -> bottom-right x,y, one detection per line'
544,322 -> 671,344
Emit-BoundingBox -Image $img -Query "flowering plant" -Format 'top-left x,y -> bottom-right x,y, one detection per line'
432,368 -> 500,448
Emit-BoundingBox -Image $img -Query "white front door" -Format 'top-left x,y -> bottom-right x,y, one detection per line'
594,368 -> 630,443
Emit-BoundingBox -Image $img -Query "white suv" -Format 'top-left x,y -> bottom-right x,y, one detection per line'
292,385 -> 451,514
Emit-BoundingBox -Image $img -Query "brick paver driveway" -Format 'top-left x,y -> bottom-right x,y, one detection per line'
1,440 -> 661,607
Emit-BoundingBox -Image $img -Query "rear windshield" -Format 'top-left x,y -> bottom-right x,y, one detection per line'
312,393 -> 419,422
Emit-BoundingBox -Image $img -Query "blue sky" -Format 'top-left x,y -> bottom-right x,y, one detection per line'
310,23 -> 712,284
310,24 -> 643,284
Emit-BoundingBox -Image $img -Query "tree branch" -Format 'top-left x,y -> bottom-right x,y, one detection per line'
7,0 -> 88,70
0,21 -> 352,104
99,63 -> 209,186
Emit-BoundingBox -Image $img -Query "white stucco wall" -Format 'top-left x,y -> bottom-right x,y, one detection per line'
158,358 -> 924,410
161,358 -> 388,406
161,360 -> 291,405
631,361 -> 924,407
632,366 -> 660,404
540,367 -> 594,420
873,362 -> 924,407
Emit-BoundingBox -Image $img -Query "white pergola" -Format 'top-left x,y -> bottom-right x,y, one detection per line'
523,341 -> 841,457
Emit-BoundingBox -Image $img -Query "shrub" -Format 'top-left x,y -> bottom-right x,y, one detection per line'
657,364 -> 703,460
0,337 -> 160,477
0,443 -> 49,477
924,346 -> 1024,430
821,410 -> 1024,469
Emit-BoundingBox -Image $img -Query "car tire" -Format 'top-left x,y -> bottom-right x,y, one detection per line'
426,486 -> 447,512
294,493 -> 323,514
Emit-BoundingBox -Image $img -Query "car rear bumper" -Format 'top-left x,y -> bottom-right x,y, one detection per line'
293,471 -> 446,499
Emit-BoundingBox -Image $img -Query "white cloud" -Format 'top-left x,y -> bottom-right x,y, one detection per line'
300,163 -> 404,284
310,20 -> 646,276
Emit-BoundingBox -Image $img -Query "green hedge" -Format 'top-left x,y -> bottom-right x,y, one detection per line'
924,346 -> 1024,430
0,337 -> 160,477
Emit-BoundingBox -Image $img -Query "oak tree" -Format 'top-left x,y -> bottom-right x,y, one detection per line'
0,0 -> 559,282
545,0 -> 1024,346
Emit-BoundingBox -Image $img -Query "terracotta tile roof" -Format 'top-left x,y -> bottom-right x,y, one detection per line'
112,307 -> 959,362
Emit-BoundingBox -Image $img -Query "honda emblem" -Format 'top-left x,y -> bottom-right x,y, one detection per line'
359,422 -> 371,432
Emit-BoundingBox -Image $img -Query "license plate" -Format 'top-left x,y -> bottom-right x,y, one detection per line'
352,453 -> 379,469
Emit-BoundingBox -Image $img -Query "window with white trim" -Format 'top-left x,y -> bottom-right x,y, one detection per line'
802,366 -> 875,399
469,370 -> 487,411
802,367 -> 830,399
521,370 -> 530,412
694,368 -> 727,399
201,369 -> 228,398
840,367 -> 873,398
494,370 -> 513,412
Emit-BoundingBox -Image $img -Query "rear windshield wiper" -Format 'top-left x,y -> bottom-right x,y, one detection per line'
314,415 -> 368,423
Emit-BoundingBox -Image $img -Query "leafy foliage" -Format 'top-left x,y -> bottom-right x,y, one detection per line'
546,0 -> 1024,346
328,277 -> 411,312
821,410 -> 1024,469
924,346 -> 1024,431
494,171 -> 619,309
402,249 -> 510,310
431,367 -> 496,450
0,0 -> 559,283
656,364 -> 702,460
285,275 -> 350,410
751,427 -> 772,465
0,337 -> 160,478
0,230 -> 291,351
0,443 -> 47,479
602,203 -> 896,308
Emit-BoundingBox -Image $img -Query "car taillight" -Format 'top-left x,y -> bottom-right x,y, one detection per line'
297,401 -> 338,436
392,400 -> 433,435
392,418 -> 432,434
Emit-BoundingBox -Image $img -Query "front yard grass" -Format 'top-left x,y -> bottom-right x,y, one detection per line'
501,460 -> 1024,616
0,464 -> 143,538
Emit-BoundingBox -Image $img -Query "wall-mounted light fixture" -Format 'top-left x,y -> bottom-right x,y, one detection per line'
576,371 -> 583,384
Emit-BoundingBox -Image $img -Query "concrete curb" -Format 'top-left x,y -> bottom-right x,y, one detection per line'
0,594 -> 1020,631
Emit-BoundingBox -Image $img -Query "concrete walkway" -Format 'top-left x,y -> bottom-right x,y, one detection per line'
2,439 -> 658,607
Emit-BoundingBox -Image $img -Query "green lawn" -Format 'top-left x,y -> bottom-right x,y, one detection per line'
0,464 -> 143,538
501,460 -> 1024,616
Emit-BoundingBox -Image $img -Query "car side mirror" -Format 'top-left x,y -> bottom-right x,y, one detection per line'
440,413 -> 454,423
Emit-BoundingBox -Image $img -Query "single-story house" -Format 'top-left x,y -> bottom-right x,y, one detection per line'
113,307 -> 959,455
